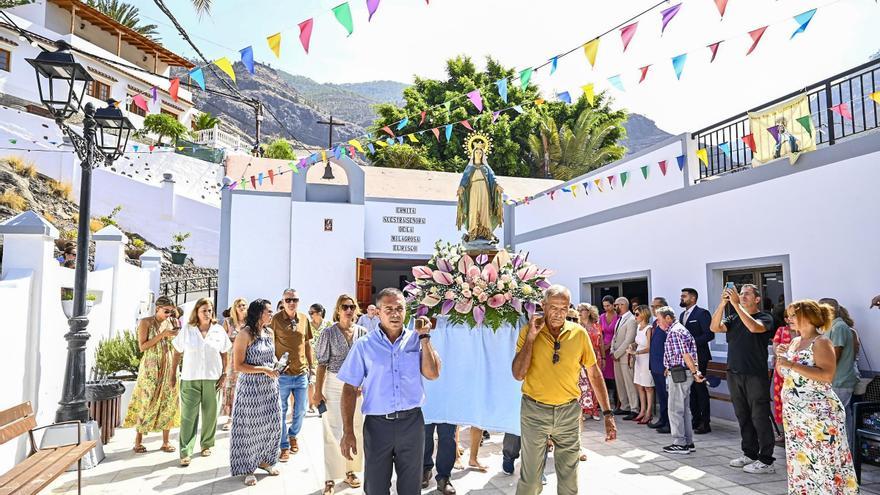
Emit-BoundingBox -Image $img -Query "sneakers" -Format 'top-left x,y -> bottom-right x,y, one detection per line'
729,455 -> 754,468
662,444 -> 691,455
502,457 -> 514,475
541,473 -> 547,485
686,444 -> 696,452
743,460 -> 776,474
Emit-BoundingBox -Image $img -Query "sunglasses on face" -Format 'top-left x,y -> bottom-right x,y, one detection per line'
566,316 -> 578,322
341,304 -> 357,311
284,298 -> 299,304
552,340 -> 561,364
160,309 -> 173,315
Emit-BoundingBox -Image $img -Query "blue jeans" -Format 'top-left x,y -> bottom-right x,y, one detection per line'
652,370 -> 669,426
279,373 -> 308,449
423,423 -> 456,480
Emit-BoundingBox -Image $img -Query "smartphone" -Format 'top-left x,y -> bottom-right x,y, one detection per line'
415,318 -> 425,330
317,400 -> 327,416
725,282 -> 736,291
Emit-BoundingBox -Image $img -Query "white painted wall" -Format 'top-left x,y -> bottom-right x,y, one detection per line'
516,147 -> 880,368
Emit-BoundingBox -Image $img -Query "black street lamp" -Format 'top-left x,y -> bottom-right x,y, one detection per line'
27,41 -> 134,423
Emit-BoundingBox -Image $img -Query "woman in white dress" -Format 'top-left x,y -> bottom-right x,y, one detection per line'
628,305 -> 655,424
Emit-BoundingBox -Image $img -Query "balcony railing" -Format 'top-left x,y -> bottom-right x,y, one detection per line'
194,125 -> 247,152
692,59 -> 880,181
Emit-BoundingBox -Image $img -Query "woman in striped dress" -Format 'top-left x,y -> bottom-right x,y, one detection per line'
229,299 -> 283,486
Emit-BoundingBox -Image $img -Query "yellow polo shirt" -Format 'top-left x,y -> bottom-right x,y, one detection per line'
517,321 -> 596,405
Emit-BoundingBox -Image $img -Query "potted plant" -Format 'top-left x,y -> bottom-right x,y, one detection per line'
61,288 -> 97,318
169,232 -> 191,265
92,330 -> 142,437
126,238 -> 146,260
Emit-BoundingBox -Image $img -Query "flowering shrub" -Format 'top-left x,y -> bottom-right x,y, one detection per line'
404,241 -> 553,331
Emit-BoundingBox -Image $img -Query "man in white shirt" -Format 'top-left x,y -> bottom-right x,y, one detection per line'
356,304 -> 380,333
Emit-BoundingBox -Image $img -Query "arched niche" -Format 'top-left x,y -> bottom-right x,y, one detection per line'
292,155 -> 365,204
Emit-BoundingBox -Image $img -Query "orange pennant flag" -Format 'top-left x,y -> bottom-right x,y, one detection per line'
267,33 -> 282,58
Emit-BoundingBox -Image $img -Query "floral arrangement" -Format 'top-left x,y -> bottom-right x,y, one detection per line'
404,241 -> 554,331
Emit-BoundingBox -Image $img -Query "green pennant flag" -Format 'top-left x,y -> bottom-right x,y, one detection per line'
288,162 -> 300,174
519,68 -> 534,90
9,139 -> 17,144
620,171 -> 629,187
796,115 -> 813,137
640,165 -> 649,179
239,178 -> 246,190
443,101 -> 451,113
332,2 -> 354,36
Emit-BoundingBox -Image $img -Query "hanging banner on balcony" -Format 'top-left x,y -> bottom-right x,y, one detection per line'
748,94 -> 815,166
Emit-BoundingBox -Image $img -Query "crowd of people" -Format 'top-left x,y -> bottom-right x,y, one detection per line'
116,285 -> 880,494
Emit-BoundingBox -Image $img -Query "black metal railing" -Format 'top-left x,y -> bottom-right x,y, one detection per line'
160,276 -> 218,310
692,59 -> 880,181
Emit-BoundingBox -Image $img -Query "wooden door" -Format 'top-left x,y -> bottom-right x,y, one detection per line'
356,258 -> 373,310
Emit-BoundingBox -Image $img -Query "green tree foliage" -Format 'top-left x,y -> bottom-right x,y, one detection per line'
192,112 -> 221,131
86,0 -> 159,39
368,55 -> 628,178
263,138 -> 295,160
371,144 -> 440,171
142,114 -> 187,145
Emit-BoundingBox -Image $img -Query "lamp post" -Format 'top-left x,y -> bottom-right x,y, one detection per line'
27,41 -> 134,423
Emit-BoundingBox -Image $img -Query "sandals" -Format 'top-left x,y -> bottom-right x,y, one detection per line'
221,423 -> 231,431
132,445 -> 147,454
244,474 -> 257,486
258,463 -> 280,476
345,471 -> 361,488
323,480 -> 334,495
201,448 -> 212,457
579,453 -> 588,462
180,457 -> 191,467
160,444 -> 176,453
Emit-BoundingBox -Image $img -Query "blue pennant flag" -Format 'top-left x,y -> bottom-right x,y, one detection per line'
257,172 -> 264,185
718,142 -> 731,157
133,144 -> 139,152
550,56 -> 558,75
672,53 -> 687,80
513,105 -> 525,114
676,154 -> 686,171
334,146 -> 342,159
445,124 -> 453,141
397,136 -> 404,145
367,142 -> 375,154
496,79 -> 508,103
791,9 -> 817,39
239,46 -> 255,74
386,138 -> 394,146
608,75 -> 624,91
396,117 -> 409,130
189,68 -> 205,90
557,91 -> 571,104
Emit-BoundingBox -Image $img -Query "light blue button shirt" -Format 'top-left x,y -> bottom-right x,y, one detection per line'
337,325 -> 424,416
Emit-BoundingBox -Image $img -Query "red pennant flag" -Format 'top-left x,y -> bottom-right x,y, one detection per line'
714,0 -> 728,18
741,133 -> 756,152
659,160 -> 668,175
250,176 -> 256,189
746,26 -> 767,56
381,126 -> 395,137
431,128 -> 440,141
349,145 -> 356,156
268,169 -> 275,184
549,191 -> 556,200
169,78 -> 180,102
639,65 -> 650,83
607,175 -> 616,189
831,103 -> 853,121
298,19 -> 314,54
148,145 -> 154,152
708,41 -> 722,63
460,119 -> 474,131
619,22 -> 638,52
419,110 -> 426,126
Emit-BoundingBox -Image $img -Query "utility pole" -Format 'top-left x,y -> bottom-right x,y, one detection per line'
316,116 -> 346,179
251,100 -> 264,156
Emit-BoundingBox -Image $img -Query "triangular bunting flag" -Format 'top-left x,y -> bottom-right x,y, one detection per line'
620,22 -> 638,52
607,175 -> 616,189
557,91 -> 571,104
133,145 -> 139,152
796,116 -> 813,137
496,79 -> 508,103
512,105 -> 525,114
250,176 -> 256,189
375,140 -> 388,148
381,126 -> 395,137
239,46 -> 255,74
661,3 -> 682,34
582,84 -> 595,106
396,136 -> 404,145
676,154 -> 686,171
367,0 -> 380,21
583,38 -> 600,68
671,53 -> 687,80
767,125 -> 780,143
519,68 -> 533,90
132,94 -> 148,112
321,150 -> 327,162
299,19 -> 314,53
367,143 -> 375,154
718,142 -> 731,157
408,134 -> 419,143
594,178 -> 604,192
396,117 -> 409,130
169,78 -> 180,101
431,128 -> 440,140
746,26 -> 767,56
419,111 -> 426,126
583,181 -> 591,194
228,181 -> 237,191
467,89 -> 483,112
696,148 -> 708,167
608,75 -> 624,92
349,139 -> 365,153
550,56 -> 558,75
870,92 -> 880,105
638,65 -> 650,83
443,101 -> 452,113
332,2 -> 354,36
831,103 -> 853,121
214,57 -> 236,83
267,33 -> 281,58
334,146 -> 342,159
791,9 -> 816,39
151,86 -> 158,104
445,124 -> 453,141
188,68 -> 205,90
620,171 -> 629,187
708,41 -> 722,63
640,165 -> 649,179
492,111 -> 501,123
742,133 -> 756,152
460,120 -> 473,131
659,160 -> 668,175
257,172 -> 264,186
549,191 -> 556,200
714,0 -> 728,19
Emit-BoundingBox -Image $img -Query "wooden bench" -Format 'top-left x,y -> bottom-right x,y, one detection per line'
0,402 -> 95,495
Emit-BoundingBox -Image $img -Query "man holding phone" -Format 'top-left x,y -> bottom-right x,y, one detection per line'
710,283 -> 776,474
511,285 -> 616,495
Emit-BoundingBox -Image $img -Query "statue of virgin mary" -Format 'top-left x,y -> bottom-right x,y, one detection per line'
456,133 -> 504,245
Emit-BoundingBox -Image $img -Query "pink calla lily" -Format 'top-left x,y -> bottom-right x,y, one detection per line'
412,266 -> 433,279
440,299 -> 456,315
473,305 -> 486,326
432,270 -> 454,285
512,254 -> 524,269
536,279 -> 551,289
487,294 -> 507,308
454,299 -> 473,314
524,301 -> 536,317
467,265 -> 481,280
421,294 -> 442,307
416,305 -> 429,317
436,258 -> 453,273
457,254 -> 474,274
493,249 -> 512,269
475,253 -> 489,265
511,297 -> 523,313
516,265 -> 539,281
481,263 -> 498,283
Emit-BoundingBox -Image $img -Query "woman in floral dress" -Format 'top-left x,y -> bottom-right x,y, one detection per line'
221,297 -> 248,431
576,304 -> 602,421
123,295 -> 181,453
776,299 -> 858,494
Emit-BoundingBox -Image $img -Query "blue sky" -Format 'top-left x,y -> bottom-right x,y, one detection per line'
130,0 -> 880,133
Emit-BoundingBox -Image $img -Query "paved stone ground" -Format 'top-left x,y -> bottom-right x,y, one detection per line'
47,411 -> 880,494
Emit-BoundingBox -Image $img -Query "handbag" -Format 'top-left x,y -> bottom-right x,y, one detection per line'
670,366 -> 688,384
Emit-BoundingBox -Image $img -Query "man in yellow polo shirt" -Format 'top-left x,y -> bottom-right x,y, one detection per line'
512,284 -> 617,495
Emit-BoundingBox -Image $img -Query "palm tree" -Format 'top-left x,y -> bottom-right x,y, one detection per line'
192,112 -> 221,131
87,0 -> 160,40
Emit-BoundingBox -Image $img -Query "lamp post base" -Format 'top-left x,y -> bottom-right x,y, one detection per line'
39,420 -> 105,470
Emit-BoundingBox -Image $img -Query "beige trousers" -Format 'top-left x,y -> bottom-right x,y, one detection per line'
322,372 -> 364,480
613,358 -> 639,412
516,397 -> 581,495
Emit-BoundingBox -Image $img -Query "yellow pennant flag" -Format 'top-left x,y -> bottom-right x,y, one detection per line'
267,33 -> 282,59
570,184 -> 578,198
348,139 -> 365,153
214,57 -> 236,83
696,148 -> 708,167
321,150 -> 327,162
593,178 -> 603,192
583,38 -> 600,68
581,84 -> 595,106
408,134 -> 419,143
870,92 -> 880,105
375,140 -> 388,148
534,98 -> 545,105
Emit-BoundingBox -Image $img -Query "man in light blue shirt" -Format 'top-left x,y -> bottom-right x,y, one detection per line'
338,287 -> 441,495
356,304 -> 381,333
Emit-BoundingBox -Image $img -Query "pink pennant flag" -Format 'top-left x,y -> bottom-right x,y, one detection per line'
831,103 -> 853,121
492,110 -> 501,123
133,94 -> 148,112
746,26 -> 767,56
607,175 -> 616,189
708,41 -> 722,63
659,160 -> 668,176
619,22 -> 638,52
638,65 -> 650,83
460,119 -> 474,131
299,19 -> 314,54
367,0 -> 380,21
431,128 -> 440,141
419,110 -> 426,126
467,89 -> 483,112
714,0 -> 729,19
381,125 -> 395,137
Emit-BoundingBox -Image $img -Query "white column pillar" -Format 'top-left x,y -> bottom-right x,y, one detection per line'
140,249 -> 163,307
160,173 -> 176,220
94,225 -> 128,339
